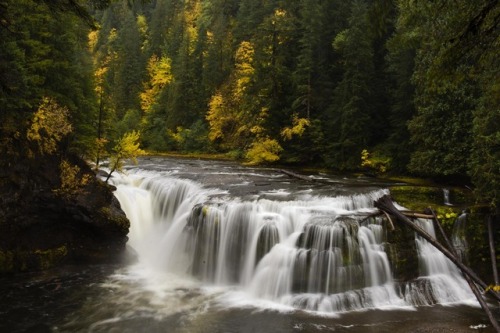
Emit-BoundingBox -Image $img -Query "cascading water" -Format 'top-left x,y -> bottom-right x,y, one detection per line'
452,211 -> 469,262
402,218 -> 474,306
112,168 -> 475,315
443,188 -> 452,206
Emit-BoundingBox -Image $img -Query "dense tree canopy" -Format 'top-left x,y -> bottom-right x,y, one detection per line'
0,0 -> 498,208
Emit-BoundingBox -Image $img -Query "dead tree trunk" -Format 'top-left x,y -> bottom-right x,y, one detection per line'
279,169 -> 315,182
488,215 -> 499,288
375,195 -> 500,332
374,195 -> 500,303
428,208 -> 500,332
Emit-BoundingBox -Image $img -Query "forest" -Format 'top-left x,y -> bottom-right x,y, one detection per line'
0,0 -> 499,210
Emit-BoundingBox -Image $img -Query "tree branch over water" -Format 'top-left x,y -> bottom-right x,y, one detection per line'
374,194 -> 500,331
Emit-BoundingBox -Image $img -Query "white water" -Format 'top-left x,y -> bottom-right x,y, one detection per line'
452,211 -> 469,262
111,169 -> 475,315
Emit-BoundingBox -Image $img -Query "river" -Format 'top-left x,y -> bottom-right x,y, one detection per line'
0,157 -> 497,332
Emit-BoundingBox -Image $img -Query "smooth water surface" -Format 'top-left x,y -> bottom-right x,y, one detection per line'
0,264 -> 493,333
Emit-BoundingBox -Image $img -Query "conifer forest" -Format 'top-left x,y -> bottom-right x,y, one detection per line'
0,0 -> 499,207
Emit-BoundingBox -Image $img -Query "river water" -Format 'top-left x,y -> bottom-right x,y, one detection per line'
0,157 -> 497,332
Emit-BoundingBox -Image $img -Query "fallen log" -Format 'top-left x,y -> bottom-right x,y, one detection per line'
359,210 -> 434,224
401,211 -> 434,219
279,169 -> 315,182
427,208 -> 500,333
488,215 -> 499,289
374,195 -> 500,303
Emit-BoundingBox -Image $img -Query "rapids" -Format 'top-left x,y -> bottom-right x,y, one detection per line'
0,157 -> 496,333
111,157 -> 476,314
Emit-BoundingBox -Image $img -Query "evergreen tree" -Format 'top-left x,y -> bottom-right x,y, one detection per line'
328,0 -> 376,169
385,31 -> 416,173
165,0 -> 204,128
0,0 -> 97,158
80,0 -> 499,212
113,4 -> 145,119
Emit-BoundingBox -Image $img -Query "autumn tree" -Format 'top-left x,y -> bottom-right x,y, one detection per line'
26,98 -> 73,156
206,41 -> 258,152
106,130 -> 145,182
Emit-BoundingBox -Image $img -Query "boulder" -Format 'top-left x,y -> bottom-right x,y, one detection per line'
0,153 -> 131,273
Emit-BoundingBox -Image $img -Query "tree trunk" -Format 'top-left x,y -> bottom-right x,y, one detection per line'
374,195 -> 500,302
488,215 -> 499,287
429,208 -> 500,332
375,195 -> 500,331
279,169 -> 315,182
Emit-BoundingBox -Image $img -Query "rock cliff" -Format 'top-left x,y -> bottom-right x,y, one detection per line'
0,153 -> 130,272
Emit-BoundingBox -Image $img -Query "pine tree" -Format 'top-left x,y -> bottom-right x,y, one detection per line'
328,0 -> 376,169
113,5 -> 145,119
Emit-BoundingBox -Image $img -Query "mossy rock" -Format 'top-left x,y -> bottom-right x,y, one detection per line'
389,185 -> 473,211
0,152 -> 130,273
0,250 -> 15,272
389,186 -> 444,211
0,245 -> 68,273
98,206 -> 130,231
386,225 -> 420,281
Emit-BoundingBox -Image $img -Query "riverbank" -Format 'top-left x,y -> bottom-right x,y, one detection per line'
0,153 -> 130,273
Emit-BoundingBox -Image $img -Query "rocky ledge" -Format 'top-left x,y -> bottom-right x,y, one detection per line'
0,153 -> 130,273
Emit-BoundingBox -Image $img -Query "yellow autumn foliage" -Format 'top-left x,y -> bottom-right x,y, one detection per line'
206,93 -> 227,141
106,131 -> 145,182
26,97 -> 72,156
281,115 -> 310,140
206,41 -> 258,150
140,55 -> 173,112
54,160 -> 92,196
234,41 -> 255,98
360,149 -> 391,173
245,137 -> 283,165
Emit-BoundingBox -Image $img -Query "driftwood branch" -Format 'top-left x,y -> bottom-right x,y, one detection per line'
402,211 -> 435,219
381,210 -> 395,231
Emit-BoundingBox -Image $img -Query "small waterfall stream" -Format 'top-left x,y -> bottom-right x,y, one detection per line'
452,211 -> 469,262
112,168 -> 475,315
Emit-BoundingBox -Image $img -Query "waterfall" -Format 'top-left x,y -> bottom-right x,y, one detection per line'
403,218 -> 473,305
452,211 -> 468,262
112,170 -> 475,314
443,188 -> 452,206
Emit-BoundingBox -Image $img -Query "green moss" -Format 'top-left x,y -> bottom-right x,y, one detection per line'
389,185 -> 472,211
0,250 -> 15,272
99,207 -> 130,230
0,246 -> 68,273
389,185 -> 443,211
202,205 -> 209,217
34,245 -> 68,270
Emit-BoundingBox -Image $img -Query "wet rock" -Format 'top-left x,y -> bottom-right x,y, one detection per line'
0,153 -> 130,273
